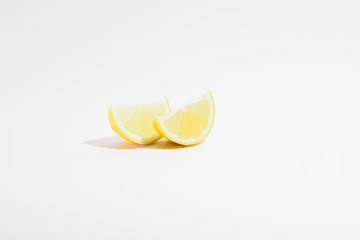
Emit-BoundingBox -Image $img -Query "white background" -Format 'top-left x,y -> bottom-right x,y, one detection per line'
1,0 -> 360,239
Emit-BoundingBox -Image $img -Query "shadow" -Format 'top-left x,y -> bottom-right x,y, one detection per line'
85,136 -> 143,149
148,139 -> 191,149
84,136 -> 191,150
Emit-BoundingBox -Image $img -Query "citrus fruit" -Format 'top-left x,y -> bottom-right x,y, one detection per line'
108,98 -> 170,144
153,91 -> 215,146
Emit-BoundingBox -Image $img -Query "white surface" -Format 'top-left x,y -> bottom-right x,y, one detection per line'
1,0 -> 360,239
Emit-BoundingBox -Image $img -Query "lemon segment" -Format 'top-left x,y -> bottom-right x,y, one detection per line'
109,98 -> 170,144
154,91 -> 215,146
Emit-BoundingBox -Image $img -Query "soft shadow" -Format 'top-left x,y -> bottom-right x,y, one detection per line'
85,136 -> 143,149
84,136 -> 191,150
148,139 -> 191,150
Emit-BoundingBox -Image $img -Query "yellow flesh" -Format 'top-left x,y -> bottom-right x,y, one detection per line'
109,99 -> 170,144
154,92 -> 215,145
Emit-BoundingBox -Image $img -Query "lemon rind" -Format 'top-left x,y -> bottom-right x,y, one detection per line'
154,91 -> 215,146
109,97 -> 170,144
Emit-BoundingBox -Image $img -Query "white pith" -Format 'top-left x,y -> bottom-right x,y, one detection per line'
110,98 -> 170,144
156,92 -> 214,145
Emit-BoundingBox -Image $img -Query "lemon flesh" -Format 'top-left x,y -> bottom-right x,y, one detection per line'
109,98 -> 170,144
153,91 -> 215,146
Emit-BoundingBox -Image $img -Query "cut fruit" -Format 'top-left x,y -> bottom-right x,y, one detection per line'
109,98 -> 170,144
153,91 -> 215,146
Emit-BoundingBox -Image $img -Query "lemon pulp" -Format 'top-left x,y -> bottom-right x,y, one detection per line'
153,91 -> 215,145
109,98 -> 170,144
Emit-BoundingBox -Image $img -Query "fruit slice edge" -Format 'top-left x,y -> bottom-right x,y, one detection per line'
109,98 -> 170,144
154,91 -> 215,146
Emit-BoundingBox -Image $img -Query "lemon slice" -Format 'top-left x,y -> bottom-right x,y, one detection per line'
153,91 -> 215,146
109,98 -> 170,144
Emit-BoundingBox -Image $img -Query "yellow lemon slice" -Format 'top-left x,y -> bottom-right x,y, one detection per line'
153,91 -> 215,146
109,98 -> 170,144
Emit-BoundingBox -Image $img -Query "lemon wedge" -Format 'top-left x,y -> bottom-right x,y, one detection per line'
109,98 -> 170,144
153,91 -> 215,146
